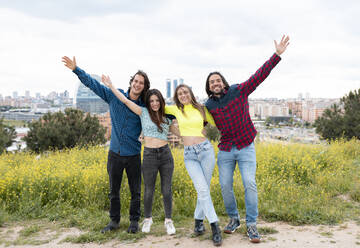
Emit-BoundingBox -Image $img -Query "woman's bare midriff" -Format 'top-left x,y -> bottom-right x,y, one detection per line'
182,136 -> 207,146
143,137 -> 168,148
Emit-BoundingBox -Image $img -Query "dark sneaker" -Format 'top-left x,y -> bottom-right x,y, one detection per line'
194,219 -> 205,235
127,220 -> 139,233
210,222 -> 222,246
223,218 -> 240,234
101,220 -> 119,233
247,225 -> 261,243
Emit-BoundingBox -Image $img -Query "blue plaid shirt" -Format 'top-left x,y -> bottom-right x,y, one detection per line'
73,67 -> 144,156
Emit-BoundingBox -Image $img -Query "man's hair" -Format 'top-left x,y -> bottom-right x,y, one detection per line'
128,70 -> 150,102
205,71 -> 230,97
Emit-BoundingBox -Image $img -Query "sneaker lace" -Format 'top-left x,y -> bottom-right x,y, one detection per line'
248,225 -> 258,236
142,219 -> 152,227
165,220 -> 175,230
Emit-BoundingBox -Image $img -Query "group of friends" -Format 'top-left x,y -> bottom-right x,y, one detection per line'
62,35 -> 290,246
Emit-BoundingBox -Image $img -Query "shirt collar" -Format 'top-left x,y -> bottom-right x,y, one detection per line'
126,89 -> 143,104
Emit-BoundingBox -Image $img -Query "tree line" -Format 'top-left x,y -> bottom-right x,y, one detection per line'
0,88 -> 359,154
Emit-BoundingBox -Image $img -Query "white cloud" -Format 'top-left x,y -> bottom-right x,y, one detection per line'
0,0 -> 359,100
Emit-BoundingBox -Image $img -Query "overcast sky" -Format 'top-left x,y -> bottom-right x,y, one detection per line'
1,0 -> 359,99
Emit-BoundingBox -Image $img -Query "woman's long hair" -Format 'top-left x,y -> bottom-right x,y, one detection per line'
145,89 -> 169,133
173,84 -> 206,121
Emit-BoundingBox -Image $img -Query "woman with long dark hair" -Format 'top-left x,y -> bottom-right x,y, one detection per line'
102,75 -> 178,235
165,84 -> 222,246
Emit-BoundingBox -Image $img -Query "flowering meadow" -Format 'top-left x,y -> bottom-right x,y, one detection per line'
0,140 -> 359,226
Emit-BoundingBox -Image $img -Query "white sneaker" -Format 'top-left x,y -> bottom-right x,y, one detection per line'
141,218 -> 153,233
164,219 -> 176,235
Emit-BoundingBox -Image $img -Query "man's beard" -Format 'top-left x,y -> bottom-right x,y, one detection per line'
213,89 -> 224,96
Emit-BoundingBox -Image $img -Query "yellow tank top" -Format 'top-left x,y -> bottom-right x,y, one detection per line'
165,104 -> 215,137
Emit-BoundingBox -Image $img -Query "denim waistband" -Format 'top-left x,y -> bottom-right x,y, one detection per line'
144,144 -> 170,153
184,139 -> 211,152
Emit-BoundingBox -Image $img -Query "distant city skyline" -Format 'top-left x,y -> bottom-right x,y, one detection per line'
0,88 -> 343,101
1,1 -> 360,99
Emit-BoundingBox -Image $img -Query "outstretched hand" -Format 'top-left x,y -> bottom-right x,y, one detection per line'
62,56 -> 77,71
101,75 -> 113,88
274,35 -> 290,56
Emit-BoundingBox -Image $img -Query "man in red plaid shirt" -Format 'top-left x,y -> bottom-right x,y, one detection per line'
205,35 -> 290,243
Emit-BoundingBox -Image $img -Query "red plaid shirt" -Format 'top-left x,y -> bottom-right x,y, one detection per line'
205,53 -> 281,151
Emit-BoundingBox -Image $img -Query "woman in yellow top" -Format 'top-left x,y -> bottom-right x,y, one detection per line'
166,84 -> 222,246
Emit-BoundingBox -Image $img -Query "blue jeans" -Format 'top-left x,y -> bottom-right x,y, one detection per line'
184,140 -> 219,224
217,142 -> 258,226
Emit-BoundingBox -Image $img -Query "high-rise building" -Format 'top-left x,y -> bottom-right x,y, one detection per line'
76,74 -> 109,114
166,79 -> 171,98
64,90 -> 69,99
47,91 -> 58,100
173,79 -> 178,91
35,93 -> 41,99
25,90 -> 30,99
166,78 -> 185,99
13,91 -> 18,99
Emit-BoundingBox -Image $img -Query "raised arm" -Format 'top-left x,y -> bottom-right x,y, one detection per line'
62,56 -> 77,70
239,35 -> 290,96
62,56 -> 112,103
101,75 -> 142,116
275,35 -> 290,56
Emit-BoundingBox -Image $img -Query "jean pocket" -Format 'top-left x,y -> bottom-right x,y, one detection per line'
184,150 -> 189,157
143,150 -> 149,156
202,142 -> 213,152
184,149 -> 194,159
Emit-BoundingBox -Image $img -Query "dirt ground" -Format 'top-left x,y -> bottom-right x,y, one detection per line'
1,221 -> 360,248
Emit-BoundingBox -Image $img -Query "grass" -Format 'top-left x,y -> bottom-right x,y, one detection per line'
19,225 -> 41,237
0,220 -> 61,246
0,140 -> 360,244
319,231 -> 333,237
258,226 -> 278,235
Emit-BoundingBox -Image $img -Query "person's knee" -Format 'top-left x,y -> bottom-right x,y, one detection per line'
243,179 -> 257,192
108,192 -> 120,200
219,170 -> 233,187
144,189 -> 154,200
197,188 -> 210,200
220,180 -> 233,193
161,188 -> 172,199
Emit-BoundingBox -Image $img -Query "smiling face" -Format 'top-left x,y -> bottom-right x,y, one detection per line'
176,86 -> 192,105
208,74 -> 225,96
130,74 -> 145,97
149,94 -> 160,112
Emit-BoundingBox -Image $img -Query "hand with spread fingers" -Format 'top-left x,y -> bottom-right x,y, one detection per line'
274,35 -> 290,56
101,75 -> 113,88
62,56 -> 77,71
101,74 -> 132,106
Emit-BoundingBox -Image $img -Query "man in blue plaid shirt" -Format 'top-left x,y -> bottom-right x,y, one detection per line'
62,56 -> 150,234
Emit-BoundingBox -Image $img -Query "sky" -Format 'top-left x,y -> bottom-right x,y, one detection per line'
1,0 -> 359,99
